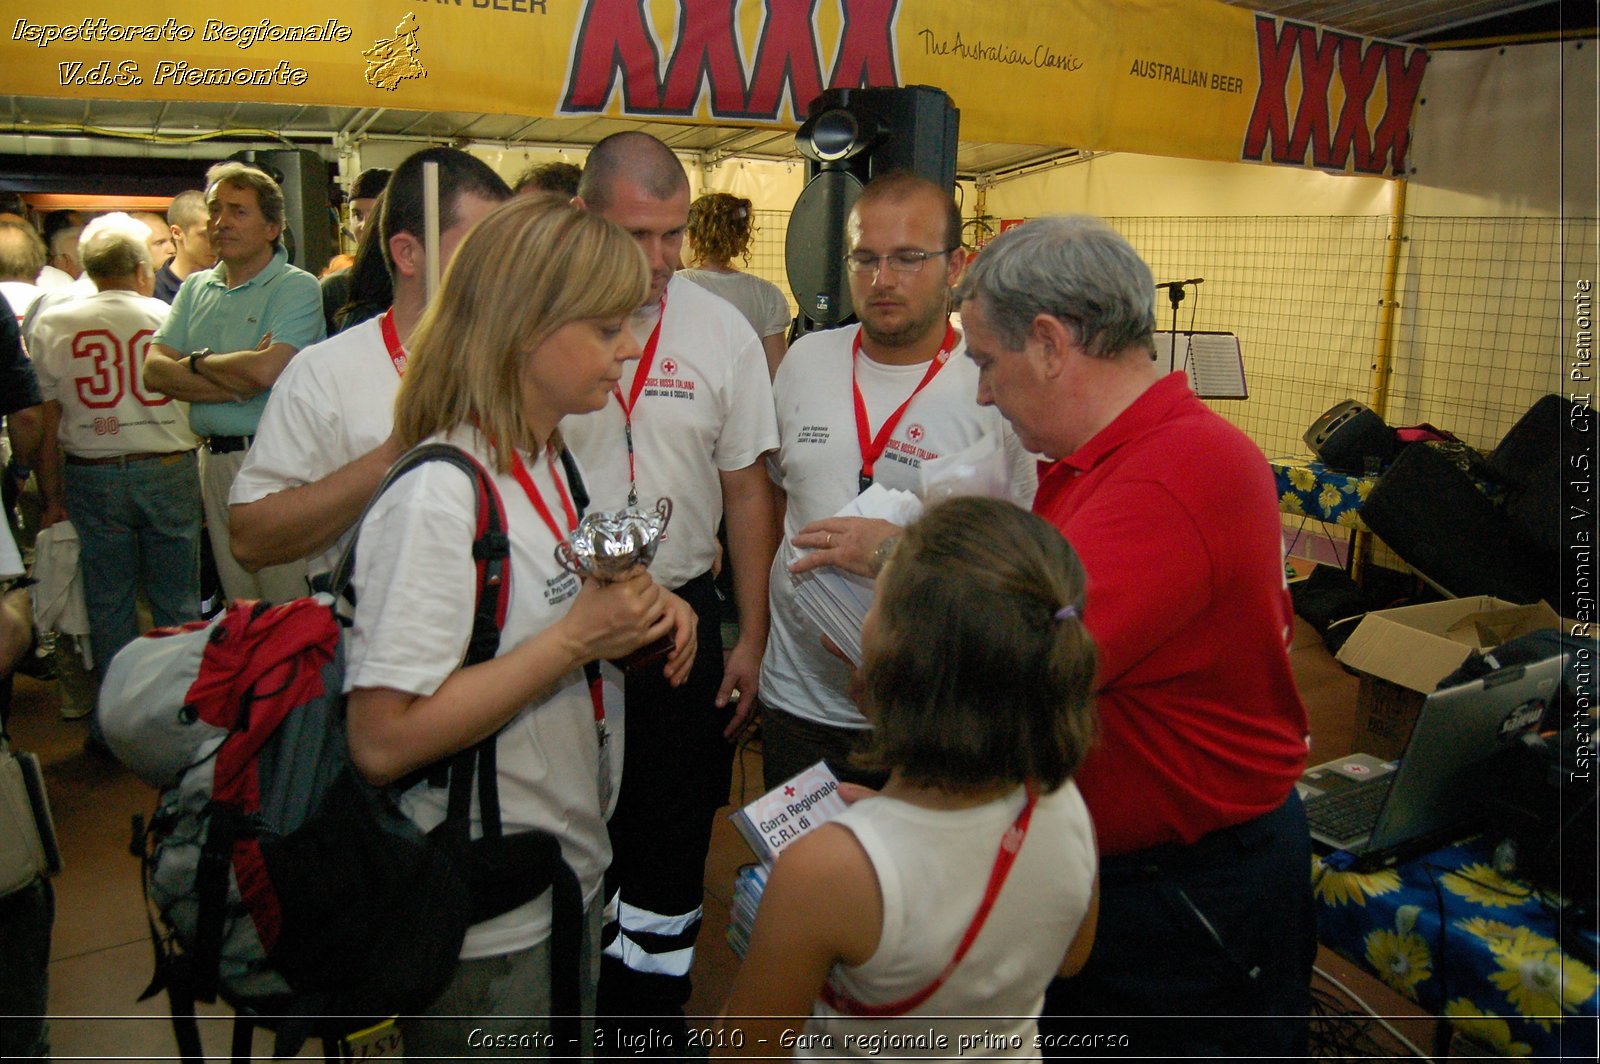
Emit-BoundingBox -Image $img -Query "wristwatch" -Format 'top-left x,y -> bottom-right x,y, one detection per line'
187,348 -> 213,373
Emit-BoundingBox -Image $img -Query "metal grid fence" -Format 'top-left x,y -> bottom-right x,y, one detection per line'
735,206 -> 1597,464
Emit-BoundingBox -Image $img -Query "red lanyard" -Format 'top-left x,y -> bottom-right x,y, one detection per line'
508,446 -> 578,542
819,781 -> 1038,1017
508,446 -> 608,737
851,324 -> 957,493
379,308 -> 408,377
612,295 -> 667,507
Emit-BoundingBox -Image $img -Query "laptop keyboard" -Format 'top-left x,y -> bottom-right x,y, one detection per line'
1306,779 -> 1393,842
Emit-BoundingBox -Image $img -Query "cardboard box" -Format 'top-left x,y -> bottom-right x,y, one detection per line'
1334,597 -> 1564,758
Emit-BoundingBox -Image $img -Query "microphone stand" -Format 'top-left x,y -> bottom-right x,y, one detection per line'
1165,283 -> 1185,374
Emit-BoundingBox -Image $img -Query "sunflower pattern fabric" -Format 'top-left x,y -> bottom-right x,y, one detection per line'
1270,457 -> 1378,529
1315,841 -> 1599,1059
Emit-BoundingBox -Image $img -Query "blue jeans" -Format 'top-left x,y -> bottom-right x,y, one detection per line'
63,452 -> 201,677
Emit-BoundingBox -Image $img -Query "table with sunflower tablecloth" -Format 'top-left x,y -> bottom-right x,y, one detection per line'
1314,839 -> 1598,1058
1270,456 -> 1378,531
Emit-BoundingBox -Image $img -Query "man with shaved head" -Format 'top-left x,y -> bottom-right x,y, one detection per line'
131,212 -> 175,274
154,190 -> 213,303
566,130 -> 779,1047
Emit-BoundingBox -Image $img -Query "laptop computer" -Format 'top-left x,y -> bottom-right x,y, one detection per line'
1299,651 -> 1565,868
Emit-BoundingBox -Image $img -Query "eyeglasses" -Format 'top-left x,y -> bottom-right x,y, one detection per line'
844,248 -> 958,275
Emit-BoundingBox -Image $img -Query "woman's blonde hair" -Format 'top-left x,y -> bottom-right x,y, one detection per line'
394,194 -> 649,470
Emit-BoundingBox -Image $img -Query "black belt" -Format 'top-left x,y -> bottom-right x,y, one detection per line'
204,435 -> 253,454
65,449 -> 194,468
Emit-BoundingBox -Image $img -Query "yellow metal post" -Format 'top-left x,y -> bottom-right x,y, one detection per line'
1369,177 -> 1408,420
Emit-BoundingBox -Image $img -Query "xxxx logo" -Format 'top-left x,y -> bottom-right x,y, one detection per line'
1241,15 -> 1427,176
561,0 -> 901,121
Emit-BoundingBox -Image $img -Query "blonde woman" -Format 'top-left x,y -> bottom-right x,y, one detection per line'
344,194 -> 697,1056
680,191 -> 792,377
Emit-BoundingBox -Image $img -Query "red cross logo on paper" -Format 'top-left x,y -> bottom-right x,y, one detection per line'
784,786 -> 795,797
906,423 -> 925,443
660,358 -> 678,377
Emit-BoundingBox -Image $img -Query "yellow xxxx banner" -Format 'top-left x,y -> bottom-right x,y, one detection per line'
1,1 -> 1428,175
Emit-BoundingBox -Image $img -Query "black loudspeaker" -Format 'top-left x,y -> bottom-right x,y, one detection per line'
228,148 -> 336,276
1303,399 -> 1398,474
1361,442 -> 1555,605
786,86 -> 960,328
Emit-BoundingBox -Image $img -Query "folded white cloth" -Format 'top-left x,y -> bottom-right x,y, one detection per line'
30,522 -> 89,637
0,517 -> 21,583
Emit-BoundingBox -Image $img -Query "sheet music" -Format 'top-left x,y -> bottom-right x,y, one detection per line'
1186,333 -> 1247,399
1154,331 -> 1246,399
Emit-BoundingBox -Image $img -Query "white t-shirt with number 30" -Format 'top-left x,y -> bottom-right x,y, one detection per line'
31,289 -> 196,458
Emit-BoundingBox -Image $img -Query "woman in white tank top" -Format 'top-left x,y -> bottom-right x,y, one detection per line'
717,497 -> 1101,1060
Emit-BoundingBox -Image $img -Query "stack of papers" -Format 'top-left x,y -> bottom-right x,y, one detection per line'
790,485 -> 924,666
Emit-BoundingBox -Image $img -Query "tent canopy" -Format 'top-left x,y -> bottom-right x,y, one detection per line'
0,1 -> 1566,185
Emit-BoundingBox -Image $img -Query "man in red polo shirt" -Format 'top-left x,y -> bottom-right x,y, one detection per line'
793,214 -> 1313,1057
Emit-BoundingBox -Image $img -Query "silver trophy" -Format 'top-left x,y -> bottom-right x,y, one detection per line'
556,498 -> 675,669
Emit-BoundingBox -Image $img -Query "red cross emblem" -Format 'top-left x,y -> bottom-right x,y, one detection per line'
906,423 -> 925,443
660,358 -> 677,376
783,786 -> 795,796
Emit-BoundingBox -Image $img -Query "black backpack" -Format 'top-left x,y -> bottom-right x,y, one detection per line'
102,444 -> 588,1059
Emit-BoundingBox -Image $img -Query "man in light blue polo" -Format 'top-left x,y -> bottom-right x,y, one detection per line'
144,160 -> 324,604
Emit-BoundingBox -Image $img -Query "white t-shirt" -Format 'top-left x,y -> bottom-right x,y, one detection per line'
22,274 -> 96,354
560,274 -> 778,589
762,324 -> 1037,729
36,265 -> 75,291
0,281 -> 43,327
343,426 -> 609,960
802,782 -> 1097,1060
230,315 -> 400,576
31,290 -> 196,458
678,268 -> 793,339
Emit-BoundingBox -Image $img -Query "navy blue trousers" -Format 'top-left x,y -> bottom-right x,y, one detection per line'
597,573 -> 731,1055
1041,790 -> 1316,1060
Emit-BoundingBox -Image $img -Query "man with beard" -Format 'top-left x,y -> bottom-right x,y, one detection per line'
758,171 -> 1035,789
